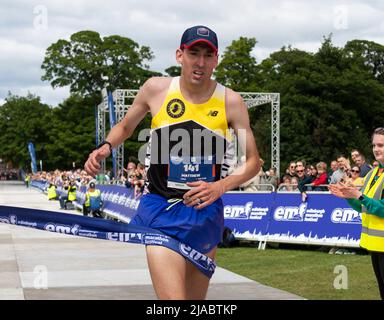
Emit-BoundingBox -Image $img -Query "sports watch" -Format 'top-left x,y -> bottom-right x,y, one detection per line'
97,141 -> 112,153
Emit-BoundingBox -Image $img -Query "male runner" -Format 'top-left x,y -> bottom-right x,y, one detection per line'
85,25 -> 261,299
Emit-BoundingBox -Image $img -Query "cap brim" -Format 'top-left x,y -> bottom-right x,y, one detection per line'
182,39 -> 218,53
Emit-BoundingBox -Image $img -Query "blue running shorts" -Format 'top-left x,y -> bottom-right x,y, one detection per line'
130,193 -> 224,254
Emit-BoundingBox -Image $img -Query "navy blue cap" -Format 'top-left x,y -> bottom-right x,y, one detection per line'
180,25 -> 218,53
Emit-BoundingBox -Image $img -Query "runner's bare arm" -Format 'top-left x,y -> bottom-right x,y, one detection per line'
84,79 -> 154,176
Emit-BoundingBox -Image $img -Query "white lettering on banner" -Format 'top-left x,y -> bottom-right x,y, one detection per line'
44,223 -> 80,235
107,232 -> 143,242
274,203 -> 325,222
331,208 -> 361,224
0,215 -> 17,225
179,243 -> 212,271
223,202 -> 268,220
111,193 -> 119,203
19,220 -> 37,228
118,195 -> 126,205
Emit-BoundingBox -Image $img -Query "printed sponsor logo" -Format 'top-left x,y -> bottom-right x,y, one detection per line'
166,99 -> 185,118
179,243 -> 213,271
274,203 -> 325,222
0,215 -> 17,225
10,215 -> 17,224
223,202 -> 268,220
44,223 -> 80,235
107,232 -> 143,242
207,110 -> 219,117
331,208 -> 361,224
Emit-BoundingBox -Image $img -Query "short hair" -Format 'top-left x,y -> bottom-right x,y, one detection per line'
372,127 -> 384,140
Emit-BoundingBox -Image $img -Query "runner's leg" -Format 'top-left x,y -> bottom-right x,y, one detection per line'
185,246 -> 216,300
146,245 -> 188,299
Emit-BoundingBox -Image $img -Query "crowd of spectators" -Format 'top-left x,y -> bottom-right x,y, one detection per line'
25,147 -> 376,198
28,160 -> 148,199
238,149 -> 376,194
0,170 -> 19,180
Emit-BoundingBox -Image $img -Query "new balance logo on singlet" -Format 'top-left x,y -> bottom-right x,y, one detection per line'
207,110 -> 219,117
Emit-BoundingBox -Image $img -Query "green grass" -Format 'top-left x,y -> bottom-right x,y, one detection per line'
216,243 -> 380,300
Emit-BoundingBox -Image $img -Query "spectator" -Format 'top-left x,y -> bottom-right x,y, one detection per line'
47,183 -> 58,200
349,166 -> 364,188
330,155 -> 350,184
350,149 -> 361,165
296,164 -> 310,192
83,182 -> 102,217
279,175 -> 292,191
290,176 -> 300,192
59,180 -> 77,209
328,127 -> 384,299
355,154 -> 372,178
262,167 -> 278,191
309,162 -> 328,191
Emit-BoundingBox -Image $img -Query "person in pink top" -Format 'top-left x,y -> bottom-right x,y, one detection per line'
309,162 -> 328,191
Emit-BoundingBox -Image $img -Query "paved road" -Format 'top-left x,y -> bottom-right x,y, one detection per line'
0,181 -> 303,300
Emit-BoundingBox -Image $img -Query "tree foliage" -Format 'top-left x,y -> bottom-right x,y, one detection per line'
41,30 -> 161,95
0,94 -> 53,168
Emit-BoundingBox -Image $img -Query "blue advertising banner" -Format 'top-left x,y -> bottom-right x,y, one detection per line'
27,142 -> 38,174
30,180 -> 363,248
76,184 -> 140,223
267,192 -> 361,247
222,192 -> 273,241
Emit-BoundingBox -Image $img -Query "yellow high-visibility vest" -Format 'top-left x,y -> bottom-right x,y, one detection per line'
85,189 -> 101,207
47,185 -> 57,200
68,186 -> 77,201
360,167 -> 384,252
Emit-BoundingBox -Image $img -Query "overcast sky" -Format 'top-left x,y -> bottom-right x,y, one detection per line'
1,0 -> 384,106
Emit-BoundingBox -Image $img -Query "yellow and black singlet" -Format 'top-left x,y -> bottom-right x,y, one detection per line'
145,77 -> 234,198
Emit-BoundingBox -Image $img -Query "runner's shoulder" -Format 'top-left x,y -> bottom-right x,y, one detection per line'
225,87 -> 243,105
142,76 -> 172,95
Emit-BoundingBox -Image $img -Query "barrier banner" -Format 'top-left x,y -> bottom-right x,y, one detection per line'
0,205 -> 216,278
267,193 -> 361,247
76,184 -> 140,223
30,180 -> 363,248
222,192 -> 273,241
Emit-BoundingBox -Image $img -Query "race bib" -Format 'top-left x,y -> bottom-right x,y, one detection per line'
167,156 -> 216,189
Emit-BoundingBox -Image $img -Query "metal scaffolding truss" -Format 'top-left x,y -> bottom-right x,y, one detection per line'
97,89 -> 280,178
239,92 -> 280,177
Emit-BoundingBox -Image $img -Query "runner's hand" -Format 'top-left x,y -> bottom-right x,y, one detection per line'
84,145 -> 111,177
183,180 -> 226,210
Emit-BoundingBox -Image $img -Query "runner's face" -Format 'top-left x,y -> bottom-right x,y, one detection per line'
372,134 -> 384,163
177,44 -> 218,84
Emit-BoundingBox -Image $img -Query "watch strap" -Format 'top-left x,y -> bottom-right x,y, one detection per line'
96,141 -> 112,153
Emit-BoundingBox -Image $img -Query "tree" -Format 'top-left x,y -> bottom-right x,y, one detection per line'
41,30 -> 161,96
0,93 -> 53,169
214,37 -> 260,92
46,94 -> 96,170
257,37 -> 384,169
164,66 -> 181,77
